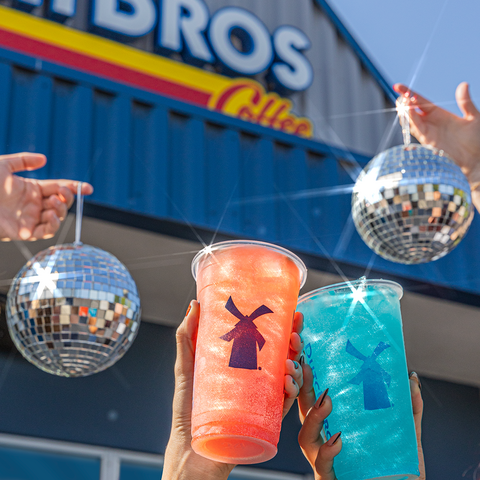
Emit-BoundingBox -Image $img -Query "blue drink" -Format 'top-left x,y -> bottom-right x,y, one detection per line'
297,278 -> 419,480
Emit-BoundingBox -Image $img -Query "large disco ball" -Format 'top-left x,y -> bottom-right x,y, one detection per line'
6,243 -> 141,377
352,144 -> 474,264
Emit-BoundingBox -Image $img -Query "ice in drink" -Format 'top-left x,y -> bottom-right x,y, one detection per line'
297,278 -> 419,480
191,240 -> 306,464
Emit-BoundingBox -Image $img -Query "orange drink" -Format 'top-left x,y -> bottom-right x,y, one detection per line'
190,240 -> 307,464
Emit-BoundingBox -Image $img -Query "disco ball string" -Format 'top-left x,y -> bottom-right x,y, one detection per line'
6,183 -> 141,377
352,96 -> 474,264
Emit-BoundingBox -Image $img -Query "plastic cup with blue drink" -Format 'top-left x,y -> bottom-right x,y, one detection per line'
297,277 -> 419,480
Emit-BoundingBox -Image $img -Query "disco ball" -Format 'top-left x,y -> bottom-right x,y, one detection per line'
6,243 -> 141,377
352,144 -> 474,264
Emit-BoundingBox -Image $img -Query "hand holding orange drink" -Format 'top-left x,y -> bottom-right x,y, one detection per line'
190,240 -> 307,464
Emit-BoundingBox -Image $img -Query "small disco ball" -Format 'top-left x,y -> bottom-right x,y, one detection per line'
6,243 -> 141,377
352,144 -> 474,264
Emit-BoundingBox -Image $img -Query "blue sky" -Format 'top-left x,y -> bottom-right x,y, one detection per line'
327,0 -> 480,117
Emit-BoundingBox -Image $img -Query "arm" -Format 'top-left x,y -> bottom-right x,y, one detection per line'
394,83 -> 480,213
0,152 -> 93,241
162,301 -> 233,480
162,302 -> 304,480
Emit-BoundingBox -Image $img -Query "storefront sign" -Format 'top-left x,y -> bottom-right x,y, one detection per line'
0,3 -> 314,137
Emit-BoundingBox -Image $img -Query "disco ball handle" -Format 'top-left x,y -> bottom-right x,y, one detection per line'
399,95 -> 411,147
74,182 -> 84,246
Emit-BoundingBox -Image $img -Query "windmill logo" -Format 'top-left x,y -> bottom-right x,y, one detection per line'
346,339 -> 392,410
220,296 -> 273,370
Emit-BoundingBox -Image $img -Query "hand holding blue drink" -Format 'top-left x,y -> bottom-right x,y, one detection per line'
297,278 -> 419,480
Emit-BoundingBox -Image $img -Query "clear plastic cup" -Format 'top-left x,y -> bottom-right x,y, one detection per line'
191,240 -> 307,464
297,278 -> 419,480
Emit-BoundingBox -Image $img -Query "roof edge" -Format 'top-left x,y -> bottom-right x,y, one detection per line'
314,0 -> 397,104
82,201 -> 480,310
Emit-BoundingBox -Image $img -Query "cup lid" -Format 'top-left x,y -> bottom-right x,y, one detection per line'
298,277 -> 403,303
191,240 -> 307,288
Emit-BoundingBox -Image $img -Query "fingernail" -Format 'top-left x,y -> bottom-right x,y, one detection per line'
19,228 -> 31,240
327,432 -> 341,446
298,333 -> 304,345
410,95 -> 417,103
314,388 -> 329,409
409,372 -> 422,391
185,303 -> 192,317
299,355 -> 305,366
293,361 -> 299,370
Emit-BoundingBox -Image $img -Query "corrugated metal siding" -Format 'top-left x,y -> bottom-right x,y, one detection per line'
0,46 -> 479,298
1,0 -> 402,155
198,0 -> 402,154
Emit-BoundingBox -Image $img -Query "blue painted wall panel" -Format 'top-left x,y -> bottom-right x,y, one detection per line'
0,49 -> 479,297
273,145 -> 310,251
49,80 -> 93,182
0,62 -> 12,155
168,113 -> 206,224
306,153 -> 343,254
9,67 -> 53,176
240,134 -> 276,240
204,123 -> 241,234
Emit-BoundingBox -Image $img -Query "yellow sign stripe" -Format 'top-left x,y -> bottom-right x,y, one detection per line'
0,5 -> 230,94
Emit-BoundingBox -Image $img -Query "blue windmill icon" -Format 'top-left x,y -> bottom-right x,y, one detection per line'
346,339 -> 392,410
220,296 -> 273,370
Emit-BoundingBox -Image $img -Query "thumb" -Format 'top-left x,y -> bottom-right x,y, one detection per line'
456,82 -> 480,119
172,300 -> 200,420
1,153 -> 47,173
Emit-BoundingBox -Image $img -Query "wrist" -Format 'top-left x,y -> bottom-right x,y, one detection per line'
467,165 -> 480,189
162,440 -> 234,480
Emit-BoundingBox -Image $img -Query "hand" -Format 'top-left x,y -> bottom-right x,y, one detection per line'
283,310 -> 305,417
297,363 -> 341,480
297,368 -> 426,480
393,83 -> 480,186
0,152 -> 93,241
162,301 -> 304,480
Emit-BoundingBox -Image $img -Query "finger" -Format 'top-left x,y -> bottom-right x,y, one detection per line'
58,186 -> 75,209
289,313 -> 304,359
284,375 -> 300,401
393,83 -> 413,96
298,391 -> 332,449
292,311 -> 304,335
298,363 -> 317,422
456,82 -> 480,119
30,210 -> 61,240
0,153 -> 46,174
38,180 -> 94,198
282,374 -> 300,419
314,433 -> 342,479
285,358 -> 303,390
43,195 -> 68,221
409,372 -> 426,480
172,301 -> 200,423
409,372 -> 423,433
394,84 -> 436,115
289,332 -> 303,360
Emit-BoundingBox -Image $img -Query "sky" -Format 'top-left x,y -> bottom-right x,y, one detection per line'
326,0 -> 480,117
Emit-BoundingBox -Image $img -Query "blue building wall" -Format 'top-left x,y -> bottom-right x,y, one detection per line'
0,45 -> 479,305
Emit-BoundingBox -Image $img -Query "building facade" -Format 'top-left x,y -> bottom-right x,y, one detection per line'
0,0 -> 479,479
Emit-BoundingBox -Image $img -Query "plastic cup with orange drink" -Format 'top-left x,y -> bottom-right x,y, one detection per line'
190,240 -> 307,464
